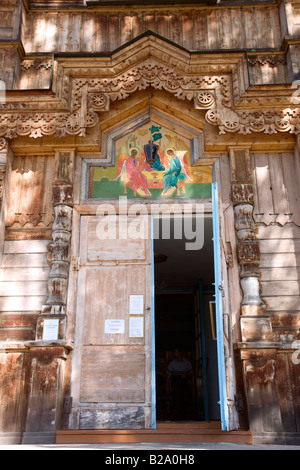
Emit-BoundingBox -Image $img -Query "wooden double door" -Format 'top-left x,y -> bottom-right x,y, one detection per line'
70,199 -> 237,432
71,215 -> 154,430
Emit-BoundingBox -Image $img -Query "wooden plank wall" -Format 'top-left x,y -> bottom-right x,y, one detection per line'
248,57 -> 287,85
252,153 -> 300,228
21,7 -> 282,54
5,155 -> 54,241
0,240 -> 50,342
0,153 -> 53,343
0,49 -> 20,90
0,0 -> 21,41
252,153 -> 300,343
257,225 -> 300,342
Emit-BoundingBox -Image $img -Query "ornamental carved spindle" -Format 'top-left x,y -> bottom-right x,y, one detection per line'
230,148 -> 274,343
0,138 -> 8,211
38,151 -> 75,340
0,138 -> 9,267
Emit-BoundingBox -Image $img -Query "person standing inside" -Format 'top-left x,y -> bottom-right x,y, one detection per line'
166,348 -> 193,420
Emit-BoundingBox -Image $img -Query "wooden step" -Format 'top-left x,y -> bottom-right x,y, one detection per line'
56,422 -> 253,445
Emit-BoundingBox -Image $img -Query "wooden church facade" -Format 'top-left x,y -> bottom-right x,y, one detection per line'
0,0 -> 300,445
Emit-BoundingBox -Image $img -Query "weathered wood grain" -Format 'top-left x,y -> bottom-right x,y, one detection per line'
0,240 -> 49,316
81,216 -> 150,263
0,296 -> 47,312
259,240 -> 300,254
260,253 -> 300,268
264,296 -> 300,312
2,253 -> 48,268
4,240 -> 49,254
257,225 -> 300,240
0,281 -> 48,297
21,6 -> 282,54
80,350 -> 146,403
0,267 -> 49,282
5,155 -> 54,232
252,153 -> 300,227
83,265 -> 148,346
260,267 -> 300,282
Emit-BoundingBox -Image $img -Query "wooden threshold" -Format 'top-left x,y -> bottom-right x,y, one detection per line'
56,421 -> 253,445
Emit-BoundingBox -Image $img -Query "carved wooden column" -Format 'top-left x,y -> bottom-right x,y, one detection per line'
0,138 -> 7,209
230,148 -> 274,343
22,151 -> 75,444
230,148 -> 282,441
0,138 -> 10,267
37,150 -> 75,338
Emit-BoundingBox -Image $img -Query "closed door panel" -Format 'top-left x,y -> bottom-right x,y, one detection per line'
83,265 -> 149,346
71,215 -> 152,429
80,348 -> 145,403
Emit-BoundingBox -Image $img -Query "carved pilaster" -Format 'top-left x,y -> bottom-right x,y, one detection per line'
45,190 -> 73,308
240,348 -> 283,438
37,151 -> 75,341
230,149 -> 262,304
230,148 -> 274,344
231,148 -> 282,440
0,138 -> 9,268
22,343 -> 70,444
0,138 -> 8,211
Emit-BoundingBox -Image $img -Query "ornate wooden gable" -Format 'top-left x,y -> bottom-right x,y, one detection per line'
0,32 -> 299,144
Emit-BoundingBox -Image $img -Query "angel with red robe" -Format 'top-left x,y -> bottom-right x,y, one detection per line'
114,148 -> 153,197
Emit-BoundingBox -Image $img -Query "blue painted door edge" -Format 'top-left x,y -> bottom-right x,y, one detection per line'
151,216 -> 157,430
212,181 -> 229,432
199,280 -> 209,422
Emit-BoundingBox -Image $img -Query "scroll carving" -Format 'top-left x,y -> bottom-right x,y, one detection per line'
0,111 -> 99,139
206,108 -> 300,135
0,36 -> 299,140
0,137 -> 8,151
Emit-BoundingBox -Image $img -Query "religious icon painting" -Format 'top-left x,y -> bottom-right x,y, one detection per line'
88,122 -> 213,199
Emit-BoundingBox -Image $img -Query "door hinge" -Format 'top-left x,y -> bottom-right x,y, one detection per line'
234,394 -> 245,413
63,396 -> 73,414
72,257 -> 80,271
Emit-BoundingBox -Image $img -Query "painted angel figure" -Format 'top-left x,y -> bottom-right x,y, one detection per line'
114,147 -> 153,197
161,148 -> 193,197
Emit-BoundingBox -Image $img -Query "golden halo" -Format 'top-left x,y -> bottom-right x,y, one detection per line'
165,146 -> 177,156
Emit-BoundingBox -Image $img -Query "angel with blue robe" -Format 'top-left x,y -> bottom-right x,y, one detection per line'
161,148 -> 193,197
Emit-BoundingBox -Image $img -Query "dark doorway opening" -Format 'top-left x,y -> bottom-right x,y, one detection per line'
154,215 -> 220,422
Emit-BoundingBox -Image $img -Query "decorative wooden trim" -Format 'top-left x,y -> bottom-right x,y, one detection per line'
206,107 -> 300,136
1,34 -> 299,141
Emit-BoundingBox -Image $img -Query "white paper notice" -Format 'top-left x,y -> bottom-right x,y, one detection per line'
129,317 -> 144,338
129,295 -> 144,315
43,319 -> 59,341
105,319 -> 125,334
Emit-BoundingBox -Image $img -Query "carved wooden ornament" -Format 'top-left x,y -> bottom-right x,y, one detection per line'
0,35 -> 298,140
